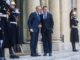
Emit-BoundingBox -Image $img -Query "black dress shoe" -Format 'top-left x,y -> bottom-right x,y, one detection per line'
72,49 -> 79,52
36,53 -> 41,56
43,53 -> 47,56
49,53 -> 52,56
31,54 -> 41,57
10,55 -> 19,58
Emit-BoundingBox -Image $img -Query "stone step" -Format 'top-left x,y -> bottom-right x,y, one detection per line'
6,51 -> 80,60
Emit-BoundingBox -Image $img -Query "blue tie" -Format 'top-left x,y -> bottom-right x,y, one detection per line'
37,13 -> 40,21
43,13 -> 47,19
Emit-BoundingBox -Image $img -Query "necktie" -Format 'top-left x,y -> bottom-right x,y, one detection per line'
43,13 -> 47,19
37,13 -> 40,21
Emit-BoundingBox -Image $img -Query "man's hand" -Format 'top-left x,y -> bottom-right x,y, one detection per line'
30,29 -> 34,32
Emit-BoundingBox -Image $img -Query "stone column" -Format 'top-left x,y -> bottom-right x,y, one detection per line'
40,0 -> 49,7
22,0 -> 41,53
49,0 -> 63,51
73,0 -> 77,8
77,0 -> 80,48
15,0 -> 20,7
23,0 -> 28,42
61,0 -> 71,50
27,0 -> 40,14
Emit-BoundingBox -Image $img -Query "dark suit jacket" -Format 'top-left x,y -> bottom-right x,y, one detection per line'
41,12 -> 54,32
28,12 -> 41,32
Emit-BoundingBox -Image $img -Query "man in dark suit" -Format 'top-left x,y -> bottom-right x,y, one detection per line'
28,6 -> 42,56
41,6 -> 54,56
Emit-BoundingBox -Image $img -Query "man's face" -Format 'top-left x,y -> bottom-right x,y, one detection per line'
43,7 -> 48,13
36,6 -> 42,13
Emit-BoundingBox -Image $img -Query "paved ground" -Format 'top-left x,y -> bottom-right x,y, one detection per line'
6,50 -> 80,60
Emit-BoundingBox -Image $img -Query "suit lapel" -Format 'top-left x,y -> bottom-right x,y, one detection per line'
34,12 -> 40,21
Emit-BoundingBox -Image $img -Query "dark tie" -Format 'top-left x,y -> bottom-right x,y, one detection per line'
37,13 -> 40,21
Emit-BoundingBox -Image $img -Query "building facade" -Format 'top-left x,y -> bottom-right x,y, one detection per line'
11,0 -> 80,52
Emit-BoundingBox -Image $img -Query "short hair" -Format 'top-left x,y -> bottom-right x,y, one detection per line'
36,6 -> 41,9
43,6 -> 47,9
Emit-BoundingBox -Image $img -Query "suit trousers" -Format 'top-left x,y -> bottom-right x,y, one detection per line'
42,30 -> 52,53
30,30 -> 39,54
